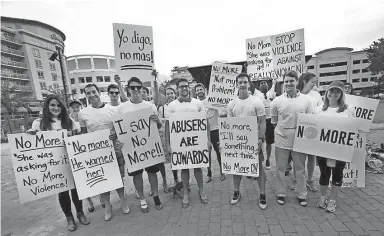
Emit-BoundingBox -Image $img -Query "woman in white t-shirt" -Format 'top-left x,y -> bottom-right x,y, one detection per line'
28,95 -> 89,232
315,81 -> 355,213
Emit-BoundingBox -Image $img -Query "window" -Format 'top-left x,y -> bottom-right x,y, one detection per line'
32,48 -> 40,57
78,77 -> 85,83
97,76 -> 103,82
362,68 -> 369,73
353,60 -> 361,64
39,81 -> 47,90
362,59 -> 369,63
30,111 -> 40,118
10,113 -> 23,119
319,71 -> 347,77
362,78 -> 369,82
35,59 -> 43,69
371,77 -> 377,82
37,71 -> 44,80
80,89 -> 85,94
51,73 -> 58,81
86,77 -> 93,83
70,78 -> 75,84
352,69 -> 360,74
319,81 -> 332,86
319,61 -> 347,68
352,78 -> 360,83
307,65 -> 314,69
72,89 -> 77,94
53,83 -> 60,89
49,63 -> 56,71
104,76 -> 111,82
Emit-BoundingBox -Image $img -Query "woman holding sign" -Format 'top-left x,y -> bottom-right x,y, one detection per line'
315,81 -> 356,213
28,95 -> 90,232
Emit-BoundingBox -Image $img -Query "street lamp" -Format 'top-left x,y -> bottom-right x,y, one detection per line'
49,46 -> 68,107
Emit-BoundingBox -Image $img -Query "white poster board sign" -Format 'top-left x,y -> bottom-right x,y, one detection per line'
113,23 -> 154,82
206,63 -> 242,110
113,108 -> 165,173
342,132 -> 366,187
246,28 -> 305,81
9,131 -> 75,204
219,117 -> 259,177
169,112 -> 209,170
345,95 -> 379,132
293,114 -> 357,163
65,130 -> 123,200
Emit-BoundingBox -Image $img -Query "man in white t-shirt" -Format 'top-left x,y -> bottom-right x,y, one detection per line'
195,83 -> 226,183
115,77 -> 164,213
167,78 -> 209,208
270,70 -> 314,207
78,84 -> 129,221
226,73 -> 268,209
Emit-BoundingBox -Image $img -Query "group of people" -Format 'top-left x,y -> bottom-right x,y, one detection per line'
27,69 -> 363,231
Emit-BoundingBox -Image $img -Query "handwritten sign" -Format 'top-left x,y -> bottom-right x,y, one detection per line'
65,130 -> 123,200
113,108 -> 165,173
247,28 -> 305,81
219,117 -> 259,177
113,23 -> 154,82
206,62 -> 242,110
169,112 -> 209,170
9,131 -> 75,204
345,95 -> 379,132
342,132 -> 366,187
159,118 -> 171,163
293,114 -> 357,162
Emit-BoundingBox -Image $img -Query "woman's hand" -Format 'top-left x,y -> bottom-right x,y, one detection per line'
26,130 -> 37,135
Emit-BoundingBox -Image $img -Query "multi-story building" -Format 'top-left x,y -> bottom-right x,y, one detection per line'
1,16 -> 68,135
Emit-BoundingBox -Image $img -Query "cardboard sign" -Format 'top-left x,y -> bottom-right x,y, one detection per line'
293,114 -> 357,162
113,108 -> 165,173
159,118 -> 171,163
219,117 -> 259,177
345,95 -> 379,132
342,132 -> 366,187
246,28 -> 305,81
9,131 -> 75,204
65,130 -> 123,200
206,62 -> 242,110
113,23 -> 154,82
169,112 -> 209,170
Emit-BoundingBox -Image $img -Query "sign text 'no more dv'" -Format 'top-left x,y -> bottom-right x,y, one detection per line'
9,131 -> 75,204
219,117 -> 260,177
206,62 -> 242,110
169,112 -> 209,170
246,28 -> 305,81
113,108 -> 165,173
293,114 -> 358,163
65,129 -> 123,200
113,23 -> 154,82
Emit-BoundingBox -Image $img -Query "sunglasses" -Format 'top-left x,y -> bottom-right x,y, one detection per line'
109,91 -> 120,95
129,86 -> 142,91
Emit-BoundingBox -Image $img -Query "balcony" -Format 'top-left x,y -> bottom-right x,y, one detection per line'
1,60 -> 27,69
1,46 -> 24,57
1,82 -> 33,93
1,72 -> 30,81
1,35 -> 22,45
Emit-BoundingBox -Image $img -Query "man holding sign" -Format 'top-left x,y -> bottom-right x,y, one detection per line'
226,73 -> 267,209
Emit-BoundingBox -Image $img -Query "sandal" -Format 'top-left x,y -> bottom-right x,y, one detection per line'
140,200 -> 149,213
182,198 -> 189,209
199,193 -> 209,204
220,174 -> 226,181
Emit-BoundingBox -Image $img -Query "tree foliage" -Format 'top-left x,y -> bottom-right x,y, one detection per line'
1,80 -> 34,114
364,37 -> 384,75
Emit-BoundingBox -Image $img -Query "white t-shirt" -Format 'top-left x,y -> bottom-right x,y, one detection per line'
315,105 -> 355,118
32,117 -> 80,132
167,98 -> 204,114
305,90 -> 323,109
117,100 -> 158,115
254,90 -> 275,119
79,104 -> 116,132
227,95 -> 265,118
201,98 -> 220,131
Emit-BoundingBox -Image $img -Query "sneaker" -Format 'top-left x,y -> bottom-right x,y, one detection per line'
306,181 -> 319,192
153,196 -> 163,210
298,198 -> 308,207
326,199 -> 337,213
77,212 -> 90,225
265,159 -> 271,170
316,196 -> 327,209
66,216 -> 77,232
140,199 -> 149,213
259,194 -> 267,210
277,196 -> 285,205
231,191 -> 241,205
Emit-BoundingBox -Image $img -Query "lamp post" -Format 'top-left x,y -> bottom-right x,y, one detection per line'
49,46 -> 68,107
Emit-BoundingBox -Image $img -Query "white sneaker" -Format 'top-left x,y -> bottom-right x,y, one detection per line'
326,199 -> 337,213
316,196 -> 327,209
230,192 -> 241,205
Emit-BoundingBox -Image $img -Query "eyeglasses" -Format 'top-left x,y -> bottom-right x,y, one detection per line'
178,85 -> 188,89
109,91 -> 120,95
129,86 -> 142,91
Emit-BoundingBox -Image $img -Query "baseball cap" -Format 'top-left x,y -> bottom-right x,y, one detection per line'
327,81 -> 344,91
69,100 -> 82,107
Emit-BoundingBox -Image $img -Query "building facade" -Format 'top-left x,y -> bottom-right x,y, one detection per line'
1,16 -> 68,136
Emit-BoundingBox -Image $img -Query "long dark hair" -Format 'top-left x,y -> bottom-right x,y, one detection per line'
40,95 -> 73,131
297,72 -> 316,92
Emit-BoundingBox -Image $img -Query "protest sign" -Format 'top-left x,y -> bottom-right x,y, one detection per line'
65,130 -> 123,200
342,132 -> 366,187
246,28 -> 305,81
113,23 -> 154,82
206,62 -> 242,110
293,114 -> 357,162
113,108 -> 165,173
345,95 -> 379,132
219,117 -> 259,177
9,131 -> 75,204
159,118 -> 171,163
169,112 -> 209,170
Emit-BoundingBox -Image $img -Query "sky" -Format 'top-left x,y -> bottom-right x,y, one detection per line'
1,0 -> 384,77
